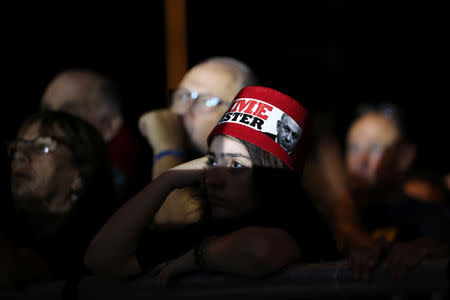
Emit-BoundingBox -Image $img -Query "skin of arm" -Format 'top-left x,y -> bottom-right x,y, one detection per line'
204,226 -> 301,276
83,157 -> 207,278
138,108 -> 186,179
155,226 -> 301,288
139,108 -> 202,225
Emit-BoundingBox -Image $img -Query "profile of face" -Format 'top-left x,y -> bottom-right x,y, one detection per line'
205,135 -> 256,219
10,121 -> 82,215
345,112 -> 403,190
276,113 -> 302,153
172,62 -> 243,154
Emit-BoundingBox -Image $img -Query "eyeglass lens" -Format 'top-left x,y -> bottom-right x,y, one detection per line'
172,89 -> 222,112
7,136 -> 56,158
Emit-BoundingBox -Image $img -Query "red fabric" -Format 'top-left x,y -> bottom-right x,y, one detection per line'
207,86 -> 311,172
108,126 -> 139,177
229,86 -> 309,129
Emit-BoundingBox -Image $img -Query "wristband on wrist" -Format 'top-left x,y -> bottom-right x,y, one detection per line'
194,235 -> 217,271
153,149 -> 184,162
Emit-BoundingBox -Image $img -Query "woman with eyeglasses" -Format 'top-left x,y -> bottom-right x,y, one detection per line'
84,86 -> 341,289
1,110 -> 116,290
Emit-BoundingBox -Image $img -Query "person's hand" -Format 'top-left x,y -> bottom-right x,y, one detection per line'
348,238 -> 389,280
382,240 -> 429,279
138,109 -> 185,153
151,249 -> 199,289
165,157 -> 208,189
169,156 -> 208,171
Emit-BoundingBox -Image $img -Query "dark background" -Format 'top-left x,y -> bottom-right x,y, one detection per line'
2,1 -> 448,175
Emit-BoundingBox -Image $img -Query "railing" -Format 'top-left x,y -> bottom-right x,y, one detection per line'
2,258 -> 448,300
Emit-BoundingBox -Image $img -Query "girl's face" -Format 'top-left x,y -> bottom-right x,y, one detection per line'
206,135 -> 256,219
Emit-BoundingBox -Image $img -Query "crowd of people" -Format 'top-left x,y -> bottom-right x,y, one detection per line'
1,56 -> 448,295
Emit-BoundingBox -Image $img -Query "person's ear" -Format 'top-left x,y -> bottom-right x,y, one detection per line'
56,174 -> 83,213
396,143 -> 416,174
101,112 -> 123,142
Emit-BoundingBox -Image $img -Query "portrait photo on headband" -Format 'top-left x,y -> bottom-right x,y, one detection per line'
264,112 -> 302,154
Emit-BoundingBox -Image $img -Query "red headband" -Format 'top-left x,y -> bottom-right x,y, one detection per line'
207,86 -> 310,172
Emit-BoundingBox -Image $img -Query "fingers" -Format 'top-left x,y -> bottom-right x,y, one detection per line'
138,113 -> 150,137
149,261 -> 172,290
150,261 -> 168,276
349,248 -> 371,280
383,242 -> 426,279
158,261 -> 173,290
349,240 -> 386,280
384,244 -> 406,279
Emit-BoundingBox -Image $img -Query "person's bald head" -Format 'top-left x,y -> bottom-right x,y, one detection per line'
41,69 -> 123,142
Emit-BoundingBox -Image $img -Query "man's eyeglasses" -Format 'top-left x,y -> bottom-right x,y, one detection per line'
7,136 -> 69,159
170,88 -> 228,113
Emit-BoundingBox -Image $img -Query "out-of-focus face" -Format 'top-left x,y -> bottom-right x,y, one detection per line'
276,114 -> 302,153
10,122 -> 80,214
345,113 -> 400,190
172,62 -> 243,154
41,74 -> 106,139
205,135 -> 256,219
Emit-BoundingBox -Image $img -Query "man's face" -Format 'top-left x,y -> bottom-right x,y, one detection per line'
172,62 -> 243,154
10,122 -> 79,214
276,115 -> 302,153
345,113 -> 400,190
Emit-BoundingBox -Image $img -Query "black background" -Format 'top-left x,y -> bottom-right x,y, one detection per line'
2,1 -> 448,174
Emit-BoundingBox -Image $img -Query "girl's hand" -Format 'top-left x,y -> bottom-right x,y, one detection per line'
151,249 -> 199,289
166,157 -> 208,189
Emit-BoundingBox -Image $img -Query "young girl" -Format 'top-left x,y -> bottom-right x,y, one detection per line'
84,86 -> 339,287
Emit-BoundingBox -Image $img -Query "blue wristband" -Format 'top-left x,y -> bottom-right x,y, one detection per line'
153,149 -> 184,162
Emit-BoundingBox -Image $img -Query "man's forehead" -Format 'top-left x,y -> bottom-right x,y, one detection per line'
349,115 -> 399,145
182,63 -> 241,98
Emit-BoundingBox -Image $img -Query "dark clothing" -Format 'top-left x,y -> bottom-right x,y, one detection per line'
108,126 -> 140,201
2,189 -> 116,281
108,126 -> 139,180
359,194 -> 450,246
109,126 -> 153,207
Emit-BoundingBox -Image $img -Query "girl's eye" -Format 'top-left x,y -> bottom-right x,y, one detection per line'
207,157 -> 217,167
231,161 -> 243,168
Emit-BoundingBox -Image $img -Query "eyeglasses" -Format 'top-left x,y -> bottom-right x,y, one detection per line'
7,135 -> 69,159
170,88 -> 228,113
